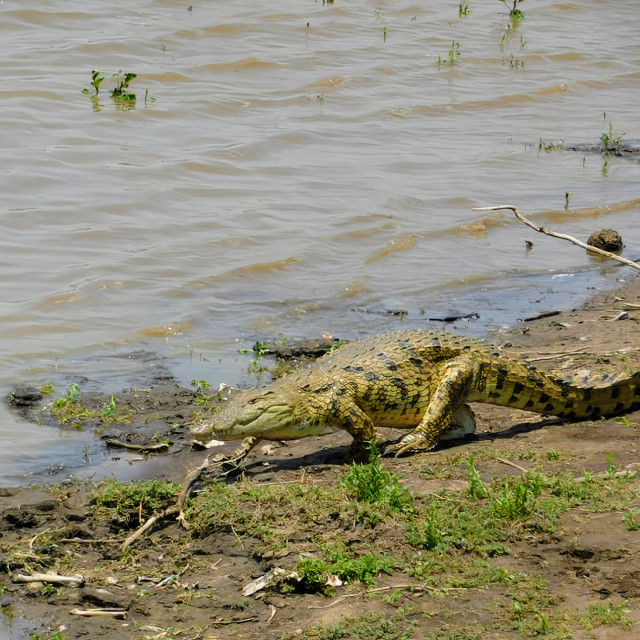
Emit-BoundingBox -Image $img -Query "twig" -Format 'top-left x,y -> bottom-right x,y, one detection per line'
210,617 -> 256,626
575,469 -> 637,483
473,205 -> 640,271
13,573 -> 84,587
525,347 -> 587,363
615,297 -> 640,310
59,538 -> 120,544
267,604 -> 277,624
105,439 -> 170,452
28,528 -> 50,549
495,458 -> 529,473
308,584 -> 463,609
70,608 -> 127,619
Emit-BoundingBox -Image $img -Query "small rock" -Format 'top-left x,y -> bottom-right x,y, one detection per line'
5,385 -> 43,407
3,509 -> 37,529
587,229 -> 623,252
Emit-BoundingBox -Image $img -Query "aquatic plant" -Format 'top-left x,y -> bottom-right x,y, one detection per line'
500,0 -> 525,20
437,40 -> 461,65
600,122 -> 625,153
82,70 -> 140,108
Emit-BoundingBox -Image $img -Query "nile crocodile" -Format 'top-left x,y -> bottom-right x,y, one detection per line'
192,330 -> 640,456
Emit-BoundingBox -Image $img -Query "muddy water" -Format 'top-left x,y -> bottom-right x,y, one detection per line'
1,0 -> 640,483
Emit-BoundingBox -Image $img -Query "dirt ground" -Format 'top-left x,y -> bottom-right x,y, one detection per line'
2,281 -> 640,639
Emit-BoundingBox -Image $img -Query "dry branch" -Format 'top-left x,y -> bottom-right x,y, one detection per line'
473,205 -> 640,271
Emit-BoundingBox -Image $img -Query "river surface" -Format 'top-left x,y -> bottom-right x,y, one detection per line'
1,0 -> 640,484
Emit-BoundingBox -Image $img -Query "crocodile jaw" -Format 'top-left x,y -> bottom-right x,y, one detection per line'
192,387 -> 331,442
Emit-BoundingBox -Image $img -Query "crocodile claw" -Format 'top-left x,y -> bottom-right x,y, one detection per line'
385,433 -> 437,457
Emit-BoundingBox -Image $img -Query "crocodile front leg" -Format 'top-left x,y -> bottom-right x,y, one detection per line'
387,358 -> 476,456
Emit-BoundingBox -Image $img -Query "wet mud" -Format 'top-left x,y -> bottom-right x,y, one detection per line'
3,284 -> 640,639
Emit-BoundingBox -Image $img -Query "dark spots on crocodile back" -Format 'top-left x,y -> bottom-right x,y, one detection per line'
390,377 -> 409,397
431,336 -> 442,350
495,364 -> 508,390
513,382 -> 524,395
543,403 -> 556,413
611,386 -> 620,400
364,371 -> 381,382
525,399 -> 535,409
409,356 -> 423,367
527,372 -> 544,386
590,406 -> 601,418
313,383 -> 333,394
614,402 -> 625,413
582,388 -> 592,402
377,352 -> 398,371
342,365 -> 365,374
631,401 -> 640,412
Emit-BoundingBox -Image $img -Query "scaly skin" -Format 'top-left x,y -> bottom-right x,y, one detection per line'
192,330 -> 640,456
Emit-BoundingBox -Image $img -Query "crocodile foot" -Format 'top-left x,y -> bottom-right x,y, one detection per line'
384,433 -> 438,457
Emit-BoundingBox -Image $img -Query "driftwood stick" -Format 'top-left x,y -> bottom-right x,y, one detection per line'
70,608 -> 127,618
473,205 -> 640,271
105,439 -> 170,452
13,573 -> 84,587
495,458 -> 529,473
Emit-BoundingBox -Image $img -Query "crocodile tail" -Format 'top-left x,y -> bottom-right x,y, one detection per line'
483,361 -> 640,421
571,371 -> 640,420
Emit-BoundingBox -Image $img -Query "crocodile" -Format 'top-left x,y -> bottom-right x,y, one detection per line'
191,330 -> 640,456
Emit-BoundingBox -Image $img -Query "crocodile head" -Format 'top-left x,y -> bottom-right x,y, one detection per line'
191,388 -> 295,441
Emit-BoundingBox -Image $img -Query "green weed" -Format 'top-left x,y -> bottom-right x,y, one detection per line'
38,383 -> 55,395
500,0 -> 525,21
296,609 -> 416,640
538,139 -> 562,153
82,70 -> 141,109
579,601 -> 632,630
467,455 -> 490,499
102,396 -> 116,420
600,122 -> 625,153
459,2 -> 470,16
491,473 -> 544,520
340,442 -> 414,514
91,478 -> 180,529
623,508 -> 640,531
605,451 -> 618,479
438,41 -> 461,65
546,448 -> 563,461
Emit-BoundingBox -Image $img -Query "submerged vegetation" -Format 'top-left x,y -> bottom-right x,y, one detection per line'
82,70 -> 154,109
437,40 -> 461,66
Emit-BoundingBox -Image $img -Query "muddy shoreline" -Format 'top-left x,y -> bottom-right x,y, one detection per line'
2,279 -> 640,639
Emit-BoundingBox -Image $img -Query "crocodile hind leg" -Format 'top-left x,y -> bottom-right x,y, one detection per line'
441,404 -> 476,441
387,358 -> 476,456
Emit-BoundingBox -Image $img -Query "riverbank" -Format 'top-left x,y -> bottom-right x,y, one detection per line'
2,279 -> 640,639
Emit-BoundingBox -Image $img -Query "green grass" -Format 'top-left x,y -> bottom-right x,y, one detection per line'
91,478 -> 181,529
340,442 -> 414,515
